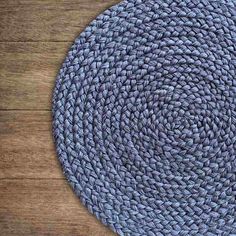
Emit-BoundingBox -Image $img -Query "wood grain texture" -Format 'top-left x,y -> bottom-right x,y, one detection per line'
0,0 -> 120,235
0,111 -> 61,179
0,0 -> 119,42
0,179 -> 115,236
0,42 -> 69,109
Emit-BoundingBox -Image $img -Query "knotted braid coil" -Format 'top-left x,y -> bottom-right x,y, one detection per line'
52,0 -> 236,235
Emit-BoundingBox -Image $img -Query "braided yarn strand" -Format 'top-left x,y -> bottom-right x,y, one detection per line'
52,0 -> 236,235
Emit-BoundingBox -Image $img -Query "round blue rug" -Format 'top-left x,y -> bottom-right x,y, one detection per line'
52,0 -> 236,235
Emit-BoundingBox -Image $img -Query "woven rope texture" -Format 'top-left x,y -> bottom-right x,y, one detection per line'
52,0 -> 236,235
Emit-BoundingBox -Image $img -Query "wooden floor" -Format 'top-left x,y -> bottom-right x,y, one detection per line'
0,1 -> 120,235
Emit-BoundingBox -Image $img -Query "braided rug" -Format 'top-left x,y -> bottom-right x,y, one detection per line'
52,0 -> 236,235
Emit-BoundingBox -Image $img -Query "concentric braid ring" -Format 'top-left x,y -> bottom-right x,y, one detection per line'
52,0 -> 236,235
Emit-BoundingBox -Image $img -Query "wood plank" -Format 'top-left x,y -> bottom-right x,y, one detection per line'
0,0 -> 119,6
0,1 -> 121,110
0,0 -> 120,42
0,179 -> 116,236
0,110 -> 61,179
0,42 -> 69,110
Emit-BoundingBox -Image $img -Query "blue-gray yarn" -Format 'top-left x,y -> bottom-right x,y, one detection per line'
52,0 -> 236,235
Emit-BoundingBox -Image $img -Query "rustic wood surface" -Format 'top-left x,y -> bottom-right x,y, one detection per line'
0,1 -> 120,235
